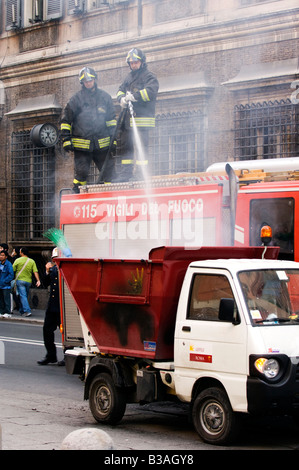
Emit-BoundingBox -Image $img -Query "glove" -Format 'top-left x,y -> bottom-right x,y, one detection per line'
125,91 -> 137,103
63,139 -> 73,152
120,97 -> 127,109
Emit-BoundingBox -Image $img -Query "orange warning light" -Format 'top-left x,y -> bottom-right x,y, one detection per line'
260,225 -> 272,239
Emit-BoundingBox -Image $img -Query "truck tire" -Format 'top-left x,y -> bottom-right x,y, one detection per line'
89,372 -> 126,425
192,387 -> 239,445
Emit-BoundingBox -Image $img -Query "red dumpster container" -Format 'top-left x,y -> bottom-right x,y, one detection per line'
56,245 -> 279,360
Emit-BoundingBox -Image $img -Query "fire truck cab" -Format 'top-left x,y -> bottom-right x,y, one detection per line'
235,180 -> 297,261
208,157 -> 299,262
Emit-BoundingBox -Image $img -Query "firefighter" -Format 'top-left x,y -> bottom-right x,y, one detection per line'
37,248 -> 61,365
115,48 -> 159,182
61,67 -> 117,193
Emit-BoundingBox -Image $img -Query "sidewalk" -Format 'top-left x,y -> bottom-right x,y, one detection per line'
0,308 -> 44,324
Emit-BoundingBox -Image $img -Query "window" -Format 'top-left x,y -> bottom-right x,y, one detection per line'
11,130 -> 56,241
150,111 -> 204,176
188,273 -> 235,321
249,198 -> 294,260
90,0 -> 128,7
68,0 -> 84,14
234,99 -> 299,160
239,269 -> 299,326
87,110 -> 204,183
6,0 -> 62,30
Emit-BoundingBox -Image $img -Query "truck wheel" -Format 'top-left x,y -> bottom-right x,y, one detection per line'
89,372 -> 126,425
192,387 -> 238,445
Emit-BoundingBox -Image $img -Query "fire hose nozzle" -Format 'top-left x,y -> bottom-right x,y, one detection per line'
128,100 -> 134,117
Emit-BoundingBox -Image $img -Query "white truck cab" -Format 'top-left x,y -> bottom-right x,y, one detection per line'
173,258 -> 299,443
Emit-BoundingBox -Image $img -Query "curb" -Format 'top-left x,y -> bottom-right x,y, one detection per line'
0,311 -> 44,325
0,317 -> 44,325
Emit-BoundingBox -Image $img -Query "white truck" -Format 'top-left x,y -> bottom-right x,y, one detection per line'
56,245 -> 299,445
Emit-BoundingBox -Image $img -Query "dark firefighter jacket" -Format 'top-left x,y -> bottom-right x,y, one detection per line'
116,64 -> 159,129
61,84 -> 116,152
44,265 -> 60,315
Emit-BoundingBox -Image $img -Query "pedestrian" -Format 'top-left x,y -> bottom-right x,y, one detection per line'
12,247 -> 41,317
0,244 -> 15,313
38,247 -> 63,365
115,48 -> 159,182
10,247 -> 20,312
11,247 -> 20,263
0,250 -> 14,318
60,66 -> 117,193
0,243 -> 13,263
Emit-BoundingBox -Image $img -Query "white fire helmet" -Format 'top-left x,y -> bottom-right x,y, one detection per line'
52,247 -> 58,258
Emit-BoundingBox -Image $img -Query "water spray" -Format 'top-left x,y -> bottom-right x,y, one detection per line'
126,98 -> 149,184
127,100 -> 134,119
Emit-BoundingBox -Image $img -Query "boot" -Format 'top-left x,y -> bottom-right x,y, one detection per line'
72,183 -> 80,194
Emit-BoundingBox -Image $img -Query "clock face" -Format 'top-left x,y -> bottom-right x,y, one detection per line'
30,123 -> 58,147
40,123 -> 58,146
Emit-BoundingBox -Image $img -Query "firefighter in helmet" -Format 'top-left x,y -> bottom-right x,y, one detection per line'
114,48 -> 159,182
60,66 -> 117,193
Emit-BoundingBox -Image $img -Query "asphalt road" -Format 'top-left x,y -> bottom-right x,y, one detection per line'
1,320 -> 299,452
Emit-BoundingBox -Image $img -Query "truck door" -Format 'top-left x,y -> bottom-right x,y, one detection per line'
175,269 -> 247,379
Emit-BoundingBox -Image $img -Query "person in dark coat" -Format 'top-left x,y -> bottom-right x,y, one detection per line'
61,66 -> 117,192
37,248 -> 62,365
115,48 -> 159,182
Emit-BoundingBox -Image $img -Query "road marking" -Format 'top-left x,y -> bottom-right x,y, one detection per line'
0,336 -> 62,348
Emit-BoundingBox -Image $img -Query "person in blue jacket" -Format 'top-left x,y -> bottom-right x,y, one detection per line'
0,250 -> 14,317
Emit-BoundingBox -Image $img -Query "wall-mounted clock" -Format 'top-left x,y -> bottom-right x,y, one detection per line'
30,123 -> 59,147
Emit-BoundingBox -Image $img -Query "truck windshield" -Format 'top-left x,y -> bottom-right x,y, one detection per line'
239,269 -> 299,326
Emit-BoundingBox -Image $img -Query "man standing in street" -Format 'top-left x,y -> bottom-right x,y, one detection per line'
60,66 -> 117,193
115,48 -> 159,182
12,247 -> 41,317
0,250 -> 14,318
37,247 -> 62,366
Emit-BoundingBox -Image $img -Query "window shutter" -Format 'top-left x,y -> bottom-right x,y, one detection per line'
46,0 -> 62,19
68,0 -> 84,14
6,0 -> 21,30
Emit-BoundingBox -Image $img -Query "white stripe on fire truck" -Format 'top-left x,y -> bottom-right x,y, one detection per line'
61,189 -> 221,204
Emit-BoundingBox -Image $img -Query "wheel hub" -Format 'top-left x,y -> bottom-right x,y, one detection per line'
202,401 -> 224,434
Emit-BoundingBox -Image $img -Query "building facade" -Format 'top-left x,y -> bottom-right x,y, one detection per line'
0,0 -> 298,283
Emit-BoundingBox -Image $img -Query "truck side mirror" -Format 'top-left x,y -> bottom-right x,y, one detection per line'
219,298 -> 240,325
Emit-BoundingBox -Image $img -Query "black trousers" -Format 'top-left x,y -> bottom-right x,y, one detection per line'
43,310 -> 60,361
0,289 -> 11,314
74,148 -> 115,183
113,127 -> 150,182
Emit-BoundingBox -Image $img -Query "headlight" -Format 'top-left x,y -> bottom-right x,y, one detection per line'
254,357 -> 280,379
